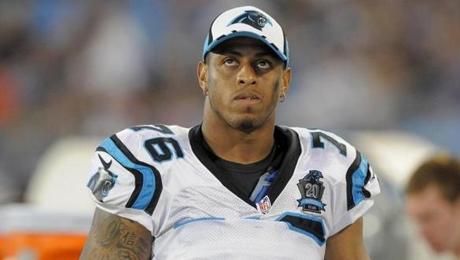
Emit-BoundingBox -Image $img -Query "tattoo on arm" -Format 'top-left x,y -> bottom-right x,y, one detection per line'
80,208 -> 153,260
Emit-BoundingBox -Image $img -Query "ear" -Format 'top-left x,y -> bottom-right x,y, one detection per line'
280,67 -> 292,98
197,61 -> 208,95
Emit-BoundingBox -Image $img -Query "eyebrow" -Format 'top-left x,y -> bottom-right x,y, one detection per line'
221,49 -> 275,58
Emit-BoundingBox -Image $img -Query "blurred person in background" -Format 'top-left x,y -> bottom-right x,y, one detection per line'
81,5 -> 380,259
405,154 -> 460,259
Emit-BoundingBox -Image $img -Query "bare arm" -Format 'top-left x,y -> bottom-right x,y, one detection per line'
324,217 -> 369,260
80,208 -> 153,260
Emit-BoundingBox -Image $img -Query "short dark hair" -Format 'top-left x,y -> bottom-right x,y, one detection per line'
405,153 -> 460,203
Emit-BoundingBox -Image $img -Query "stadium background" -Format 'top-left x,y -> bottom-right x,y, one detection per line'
0,0 -> 459,259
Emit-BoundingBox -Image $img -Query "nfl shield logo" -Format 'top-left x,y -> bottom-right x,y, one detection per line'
256,195 -> 272,214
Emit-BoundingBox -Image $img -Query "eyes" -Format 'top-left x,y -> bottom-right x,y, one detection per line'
223,58 -> 238,66
222,57 -> 274,71
256,60 -> 271,70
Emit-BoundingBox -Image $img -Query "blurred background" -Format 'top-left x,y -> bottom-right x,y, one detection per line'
0,0 -> 458,259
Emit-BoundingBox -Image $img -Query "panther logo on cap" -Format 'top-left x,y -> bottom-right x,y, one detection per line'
229,10 -> 272,31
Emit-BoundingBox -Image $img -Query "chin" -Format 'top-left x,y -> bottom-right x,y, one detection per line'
237,120 -> 256,133
225,111 -> 271,133
229,117 -> 261,133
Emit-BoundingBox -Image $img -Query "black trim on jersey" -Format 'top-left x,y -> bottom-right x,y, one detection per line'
97,135 -> 163,215
278,215 -> 325,245
189,125 -> 301,208
346,151 -> 362,210
268,126 -> 302,201
111,135 -> 163,215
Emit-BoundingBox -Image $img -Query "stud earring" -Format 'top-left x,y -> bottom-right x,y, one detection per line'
280,94 -> 286,103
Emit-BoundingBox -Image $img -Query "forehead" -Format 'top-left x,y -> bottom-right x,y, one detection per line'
407,185 -> 451,212
211,37 -> 279,58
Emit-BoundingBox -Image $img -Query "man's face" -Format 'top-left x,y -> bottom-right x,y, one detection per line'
406,185 -> 460,253
198,37 -> 290,133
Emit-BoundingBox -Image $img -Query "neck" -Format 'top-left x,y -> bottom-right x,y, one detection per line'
201,111 -> 275,165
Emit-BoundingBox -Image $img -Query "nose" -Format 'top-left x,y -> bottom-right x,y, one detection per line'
237,63 -> 256,86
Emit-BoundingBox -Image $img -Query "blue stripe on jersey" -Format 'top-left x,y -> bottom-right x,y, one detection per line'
276,212 -> 326,246
100,137 -> 156,211
351,156 -> 369,207
244,215 -> 261,220
250,170 -> 278,203
253,186 -> 268,203
173,217 -> 225,229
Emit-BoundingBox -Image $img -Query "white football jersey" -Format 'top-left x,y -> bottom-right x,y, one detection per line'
87,124 -> 380,259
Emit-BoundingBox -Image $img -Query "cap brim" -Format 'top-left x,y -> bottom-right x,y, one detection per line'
203,31 -> 288,64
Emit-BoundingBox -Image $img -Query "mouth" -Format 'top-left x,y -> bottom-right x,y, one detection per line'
234,93 -> 261,103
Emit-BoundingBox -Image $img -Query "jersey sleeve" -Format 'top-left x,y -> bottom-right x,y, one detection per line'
304,129 -> 381,237
86,128 -> 162,234
329,147 -> 380,236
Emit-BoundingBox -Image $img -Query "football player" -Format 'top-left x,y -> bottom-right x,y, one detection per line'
81,6 -> 380,259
